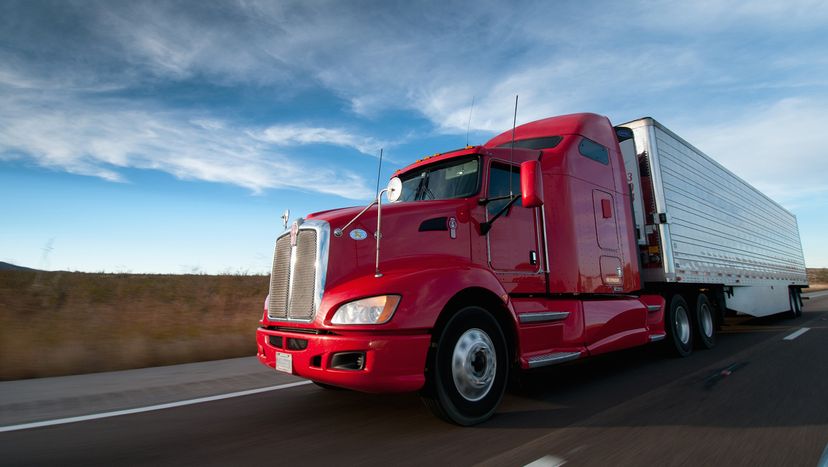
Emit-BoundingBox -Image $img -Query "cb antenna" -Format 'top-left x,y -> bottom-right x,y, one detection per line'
375,148 -> 384,199
465,95 -> 475,147
509,94 -> 519,196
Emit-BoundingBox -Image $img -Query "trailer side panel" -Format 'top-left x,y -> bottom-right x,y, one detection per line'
622,118 -> 807,297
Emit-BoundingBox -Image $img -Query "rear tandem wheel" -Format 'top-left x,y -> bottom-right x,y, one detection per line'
665,294 -> 693,357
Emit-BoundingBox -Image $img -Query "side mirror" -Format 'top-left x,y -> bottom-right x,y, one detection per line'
520,160 -> 544,208
386,177 -> 403,202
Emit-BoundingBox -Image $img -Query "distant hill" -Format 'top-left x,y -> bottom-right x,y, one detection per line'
0,262 -> 35,271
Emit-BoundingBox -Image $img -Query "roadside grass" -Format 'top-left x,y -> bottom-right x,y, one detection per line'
0,270 -> 267,380
1,267 -> 825,380
805,268 -> 828,292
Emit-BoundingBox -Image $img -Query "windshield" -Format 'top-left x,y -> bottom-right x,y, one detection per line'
398,156 -> 480,201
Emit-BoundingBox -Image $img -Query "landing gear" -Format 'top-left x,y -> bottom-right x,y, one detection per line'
789,288 -> 802,318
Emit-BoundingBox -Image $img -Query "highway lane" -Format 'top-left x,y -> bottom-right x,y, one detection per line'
1,295 -> 827,466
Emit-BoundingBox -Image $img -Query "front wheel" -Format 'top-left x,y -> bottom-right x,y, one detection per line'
421,306 -> 509,426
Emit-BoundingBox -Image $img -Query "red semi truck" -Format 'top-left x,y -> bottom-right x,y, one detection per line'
256,112 -> 808,425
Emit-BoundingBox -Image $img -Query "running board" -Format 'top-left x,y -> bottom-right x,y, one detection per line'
649,333 -> 666,342
527,351 -> 581,368
518,311 -> 570,324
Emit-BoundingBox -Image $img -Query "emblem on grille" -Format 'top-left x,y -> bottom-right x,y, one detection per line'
290,218 -> 304,246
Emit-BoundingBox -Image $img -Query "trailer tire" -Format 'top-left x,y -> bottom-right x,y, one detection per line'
693,293 -> 716,349
421,306 -> 508,426
665,294 -> 693,357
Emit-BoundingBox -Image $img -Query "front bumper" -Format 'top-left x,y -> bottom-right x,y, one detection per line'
256,327 -> 431,393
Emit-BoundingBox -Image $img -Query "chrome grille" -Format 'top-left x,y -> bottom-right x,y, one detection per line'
268,236 -> 292,319
288,230 -> 317,320
267,221 -> 328,322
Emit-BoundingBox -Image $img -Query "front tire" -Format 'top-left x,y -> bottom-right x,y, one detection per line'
665,294 -> 693,357
421,306 -> 508,426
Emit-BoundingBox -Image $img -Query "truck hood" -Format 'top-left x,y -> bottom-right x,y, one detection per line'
307,199 -> 474,288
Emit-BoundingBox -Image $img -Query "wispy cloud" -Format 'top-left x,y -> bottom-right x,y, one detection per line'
253,125 -> 385,156
1,0 -> 827,205
0,91 -> 374,200
679,98 -> 828,207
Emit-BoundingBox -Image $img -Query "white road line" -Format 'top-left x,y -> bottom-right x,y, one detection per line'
525,455 -> 567,467
0,380 -> 312,433
783,327 -> 811,341
818,441 -> 828,467
804,290 -> 828,299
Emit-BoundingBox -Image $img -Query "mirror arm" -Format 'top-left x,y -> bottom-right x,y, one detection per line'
479,194 -> 520,235
334,200 -> 377,237
374,188 -> 388,278
477,194 -> 514,206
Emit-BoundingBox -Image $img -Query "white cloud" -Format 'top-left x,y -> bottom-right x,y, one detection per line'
2,0 -> 827,205
254,125 -> 384,156
678,98 -> 828,207
0,92 -> 375,200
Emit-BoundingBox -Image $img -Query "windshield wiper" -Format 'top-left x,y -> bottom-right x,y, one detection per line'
414,173 -> 432,200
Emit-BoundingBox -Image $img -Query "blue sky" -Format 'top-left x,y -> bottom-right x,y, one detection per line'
1,0 -> 826,273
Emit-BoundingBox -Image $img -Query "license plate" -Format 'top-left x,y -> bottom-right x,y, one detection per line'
275,352 -> 293,373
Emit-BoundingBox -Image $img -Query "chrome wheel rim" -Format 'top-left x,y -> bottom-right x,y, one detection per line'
700,303 -> 714,338
675,305 -> 691,345
452,328 -> 496,402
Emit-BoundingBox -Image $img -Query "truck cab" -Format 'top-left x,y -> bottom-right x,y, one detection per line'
256,113 -> 668,425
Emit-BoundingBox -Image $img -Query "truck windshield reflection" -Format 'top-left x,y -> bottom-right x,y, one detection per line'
399,156 -> 479,201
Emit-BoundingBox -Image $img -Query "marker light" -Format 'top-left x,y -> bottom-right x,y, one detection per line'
331,295 -> 401,325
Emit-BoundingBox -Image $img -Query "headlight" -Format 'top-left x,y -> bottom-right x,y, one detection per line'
331,295 -> 401,325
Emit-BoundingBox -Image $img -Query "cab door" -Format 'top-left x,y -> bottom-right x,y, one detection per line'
485,162 -> 545,293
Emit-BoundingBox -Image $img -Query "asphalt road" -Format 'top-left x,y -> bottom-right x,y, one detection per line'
2,295 -> 827,466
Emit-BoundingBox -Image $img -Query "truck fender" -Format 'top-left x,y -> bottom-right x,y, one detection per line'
319,258 -> 513,331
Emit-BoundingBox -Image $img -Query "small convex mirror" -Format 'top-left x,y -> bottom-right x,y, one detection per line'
387,177 -> 402,202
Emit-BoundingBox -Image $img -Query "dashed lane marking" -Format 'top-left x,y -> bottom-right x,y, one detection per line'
0,380 -> 313,433
525,455 -> 567,467
783,327 -> 811,340
818,441 -> 828,467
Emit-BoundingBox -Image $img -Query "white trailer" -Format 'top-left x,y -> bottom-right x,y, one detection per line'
619,117 -> 807,317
